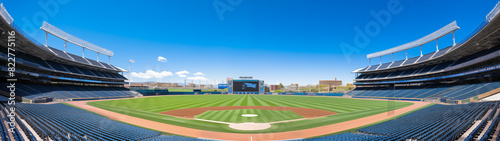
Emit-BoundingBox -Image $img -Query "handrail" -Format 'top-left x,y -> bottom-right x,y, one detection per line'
0,3 -> 12,24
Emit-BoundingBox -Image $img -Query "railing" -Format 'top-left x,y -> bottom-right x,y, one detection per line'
487,1 -> 500,22
0,3 -> 12,24
10,22 -> 43,46
0,3 -> 42,46
459,20 -> 489,44
459,1 -> 500,44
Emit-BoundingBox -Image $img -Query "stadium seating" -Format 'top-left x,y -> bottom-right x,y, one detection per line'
358,45 -> 458,72
356,44 -> 500,81
0,83 -> 136,100
302,101 -> 500,141
144,135 -> 208,141
350,81 -> 500,100
0,49 -> 126,80
12,103 -> 164,141
297,133 -> 387,141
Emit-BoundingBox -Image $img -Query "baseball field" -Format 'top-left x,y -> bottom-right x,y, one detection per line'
87,95 -> 414,134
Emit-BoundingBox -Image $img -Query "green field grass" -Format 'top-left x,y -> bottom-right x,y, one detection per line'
87,95 -> 413,133
195,109 -> 303,123
166,89 -> 194,92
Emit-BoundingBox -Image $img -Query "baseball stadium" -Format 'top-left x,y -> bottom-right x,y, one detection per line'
2,1 -> 500,141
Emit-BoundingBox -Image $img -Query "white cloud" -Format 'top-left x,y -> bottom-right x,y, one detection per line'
131,70 -> 173,79
187,76 -> 208,80
158,56 -> 168,62
175,70 -> 189,77
193,72 -> 205,76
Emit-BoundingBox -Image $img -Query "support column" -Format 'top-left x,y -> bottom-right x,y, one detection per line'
392,53 -> 394,62
452,31 -> 456,46
420,45 -> 423,56
82,48 -> 85,58
44,32 -> 48,46
64,41 -> 67,52
369,58 -> 371,66
97,52 -> 99,62
108,56 -> 111,64
405,50 -> 408,60
436,39 -> 439,52
380,56 -> 382,65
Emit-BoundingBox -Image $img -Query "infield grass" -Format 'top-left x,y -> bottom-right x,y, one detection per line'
88,95 -> 413,133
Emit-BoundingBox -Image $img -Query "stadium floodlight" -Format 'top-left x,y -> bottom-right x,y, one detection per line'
367,21 -> 460,59
0,3 -> 13,24
487,1 -> 500,22
40,21 -> 114,57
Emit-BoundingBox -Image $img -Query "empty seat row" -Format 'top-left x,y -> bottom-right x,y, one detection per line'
0,83 -> 136,100
351,81 -> 500,100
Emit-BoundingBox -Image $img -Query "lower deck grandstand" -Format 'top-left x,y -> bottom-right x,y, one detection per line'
1,0 -> 500,141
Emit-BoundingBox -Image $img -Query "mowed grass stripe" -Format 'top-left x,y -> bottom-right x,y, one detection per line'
240,95 -> 249,106
264,95 -> 379,110
264,96 -> 353,113
247,95 -> 256,106
256,96 -> 291,107
247,109 -> 256,122
176,95 -> 242,108
148,95 -> 241,110
219,95 -> 246,106
143,96 -> 225,111
251,95 -> 264,106
254,109 -> 266,123
220,110 -> 237,122
200,95 -> 246,108
89,95 -> 415,133
211,109 -> 232,120
197,110 -> 220,119
234,109 -> 245,123
252,95 -> 272,106
258,96 -> 347,113
264,96 -> 385,113
149,95 -> 242,112
141,96 -> 225,110
263,96 -> 363,111
227,109 -> 242,123
264,96 -> 390,112
272,103 -> 411,130
232,95 -> 247,106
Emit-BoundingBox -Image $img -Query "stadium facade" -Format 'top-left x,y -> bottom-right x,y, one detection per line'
1,1 -> 500,141
352,2 -> 500,104
0,3 -> 136,103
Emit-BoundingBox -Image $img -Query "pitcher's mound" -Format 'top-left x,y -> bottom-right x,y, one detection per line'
229,122 -> 271,130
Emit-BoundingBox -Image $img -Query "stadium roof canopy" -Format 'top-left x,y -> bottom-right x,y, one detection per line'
40,21 -> 114,57
367,21 -> 459,59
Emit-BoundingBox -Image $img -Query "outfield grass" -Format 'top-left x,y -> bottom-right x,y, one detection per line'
88,95 -> 413,133
195,109 -> 303,123
166,89 -> 194,92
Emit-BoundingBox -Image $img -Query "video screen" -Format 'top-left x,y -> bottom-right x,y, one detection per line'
233,82 -> 259,92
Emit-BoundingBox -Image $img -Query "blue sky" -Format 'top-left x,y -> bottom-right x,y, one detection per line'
6,0 -> 499,85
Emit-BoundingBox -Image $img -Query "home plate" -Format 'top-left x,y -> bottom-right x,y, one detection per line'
241,114 -> 258,117
229,122 -> 271,130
